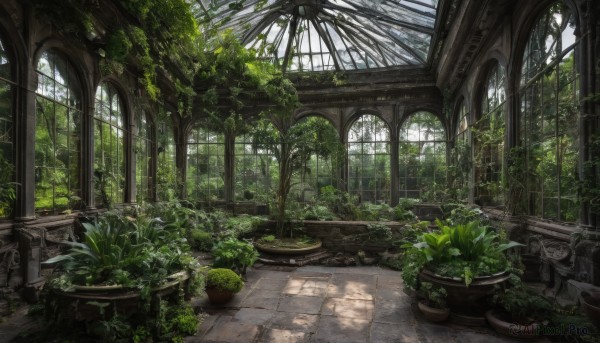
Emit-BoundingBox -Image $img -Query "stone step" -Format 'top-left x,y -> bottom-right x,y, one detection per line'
257,249 -> 333,267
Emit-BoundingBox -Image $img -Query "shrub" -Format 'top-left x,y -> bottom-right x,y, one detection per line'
189,229 -> 213,252
206,268 -> 244,293
212,237 -> 259,275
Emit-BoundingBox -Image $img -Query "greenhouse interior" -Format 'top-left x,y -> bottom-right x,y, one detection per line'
0,0 -> 600,342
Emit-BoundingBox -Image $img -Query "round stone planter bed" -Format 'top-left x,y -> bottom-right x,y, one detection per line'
52,271 -> 190,322
254,239 -> 322,256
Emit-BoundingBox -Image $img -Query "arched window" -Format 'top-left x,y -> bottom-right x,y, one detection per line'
348,114 -> 390,203
0,37 -> 15,217
289,116 -> 340,203
135,110 -> 154,203
94,82 -> 127,207
399,112 -> 447,201
156,105 -> 176,201
474,62 -> 506,206
187,125 -> 225,201
35,50 -> 83,213
519,2 -> 579,221
234,131 -> 275,202
452,100 -> 470,200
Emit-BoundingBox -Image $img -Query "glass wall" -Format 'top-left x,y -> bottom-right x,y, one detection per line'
35,50 -> 83,213
518,2 -> 579,222
452,100 -> 470,201
290,116 -> 340,203
399,111 -> 447,201
135,110 -> 154,203
0,37 -> 15,217
474,62 -> 506,206
156,105 -> 176,201
187,125 -> 225,201
348,114 -> 391,203
94,82 -> 127,207
234,132 -> 275,202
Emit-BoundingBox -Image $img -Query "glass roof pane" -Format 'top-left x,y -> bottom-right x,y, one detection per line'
195,0 -> 439,72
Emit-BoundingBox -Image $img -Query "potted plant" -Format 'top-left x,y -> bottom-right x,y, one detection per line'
417,281 -> 450,322
205,268 -> 244,305
486,273 -> 553,338
402,219 -> 523,318
40,208 -> 204,341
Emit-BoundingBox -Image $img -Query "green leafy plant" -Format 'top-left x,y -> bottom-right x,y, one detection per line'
417,282 -> 448,309
493,273 -> 553,323
212,237 -> 259,275
189,229 -> 213,252
402,220 -> 523,288
206,268 -> 244,293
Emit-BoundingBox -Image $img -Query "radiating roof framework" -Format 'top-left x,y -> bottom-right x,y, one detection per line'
195,0 -> 439,72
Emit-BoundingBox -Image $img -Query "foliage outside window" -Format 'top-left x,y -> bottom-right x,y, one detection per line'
156,105 -> 177,201
234,132 -> 275,202
474,63 -> 506,206
518,2 -> 579,222
290,116 -> 340,203
94,82 -> 127,207
135,110 -> 154,203
35,50 -> 83,213
187,125 -> 225,202
399,112 -> 447,201
348,114 -> 391,203
0,37 -> 15,218
451,100 -> 471,201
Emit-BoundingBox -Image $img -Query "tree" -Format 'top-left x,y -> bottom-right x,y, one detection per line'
251,108 -> 345,237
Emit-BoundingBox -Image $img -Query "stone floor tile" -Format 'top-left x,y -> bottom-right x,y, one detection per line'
254,277 -> 290,291
258,328 -> 310,343
232,308 -> 275,326
277,295 -> 325,314
201,321 -> 262,343
284,277 -> 330,297
322,298 -> 374,320
327,276 -> 376,300
373,300 -> 415,324
371,321 -> 420,343
240,289 -> 282,310
311,315 -> 371,343
269,312 -> 319,331
415,321 -> 454,343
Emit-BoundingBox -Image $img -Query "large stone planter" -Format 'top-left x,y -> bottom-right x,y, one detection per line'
51,271 -> 189,322
419,269 -> 510,312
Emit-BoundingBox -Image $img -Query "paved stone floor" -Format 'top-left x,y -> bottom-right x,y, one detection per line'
0,264 -> 551,342
189,265 -> 543,343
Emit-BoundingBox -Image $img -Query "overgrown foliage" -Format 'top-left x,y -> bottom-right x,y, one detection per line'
402,220 -> 522,289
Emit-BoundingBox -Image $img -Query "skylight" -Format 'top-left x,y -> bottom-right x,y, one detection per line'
195,0 -> 439,72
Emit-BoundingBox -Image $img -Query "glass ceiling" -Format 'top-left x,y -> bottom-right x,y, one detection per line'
195,0 -> 439,72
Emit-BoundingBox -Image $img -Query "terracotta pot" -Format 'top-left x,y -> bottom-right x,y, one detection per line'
485,309 -> 541,339
581,291 -> 600,327
205,287 -> 236,305
419,270 -> 509,312
417,301 -> 450,322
